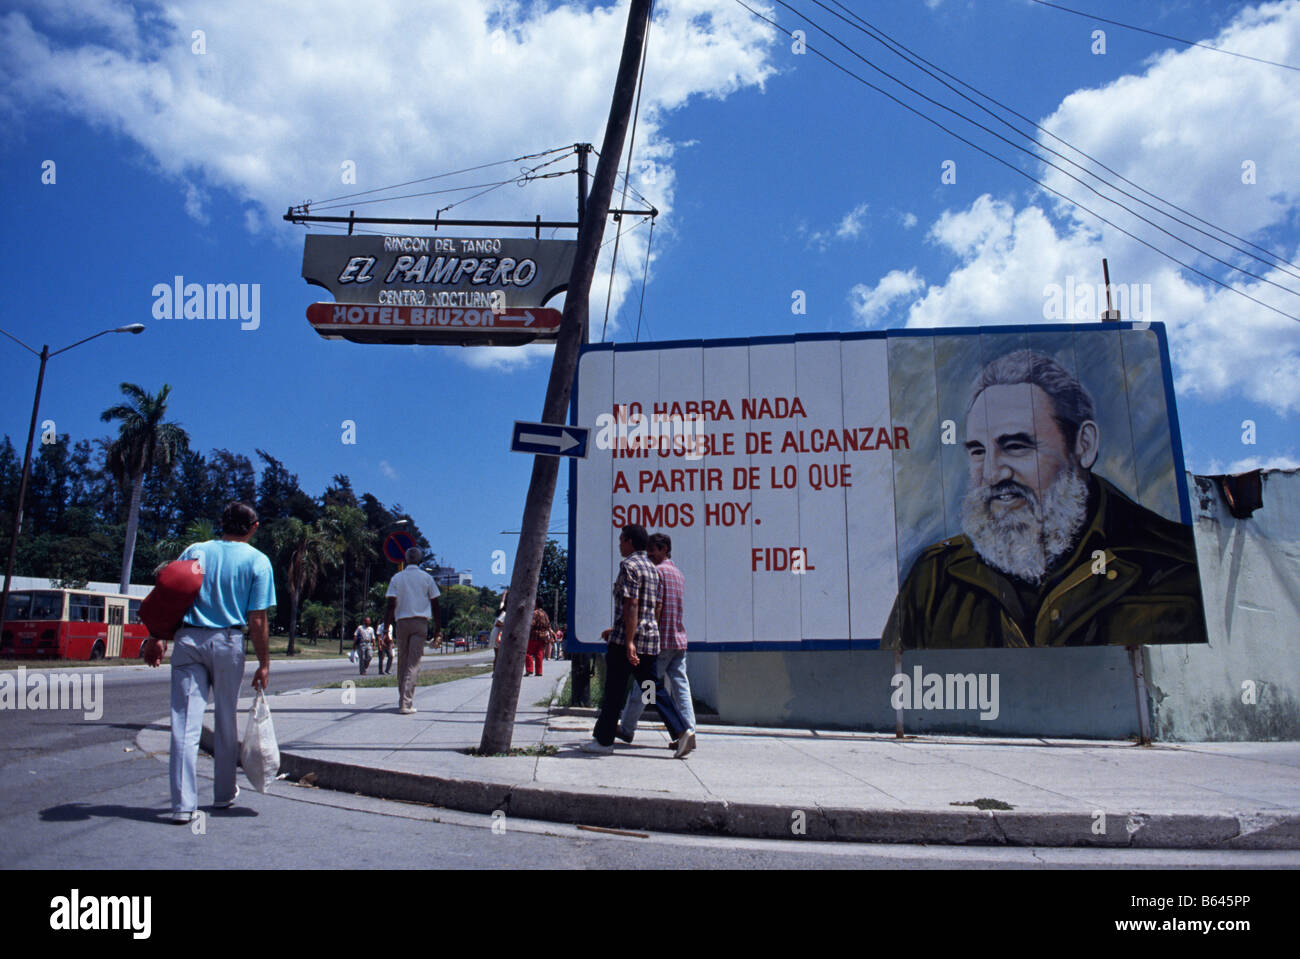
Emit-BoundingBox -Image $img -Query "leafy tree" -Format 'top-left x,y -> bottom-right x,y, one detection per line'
321,503 -> 376,638
157,518 -> 217,565
100,383 -> 188,592
322,474 -> 358,511
207,449 -> 256,508
171,449 -> 213,532
268,517 -> 339,655
537,538 -> 568,626
256,449 -> 317,523
299,600 -> 338,644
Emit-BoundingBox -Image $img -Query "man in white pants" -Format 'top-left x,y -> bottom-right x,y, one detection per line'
144,502 -> 274,824
383,547 -> 441,714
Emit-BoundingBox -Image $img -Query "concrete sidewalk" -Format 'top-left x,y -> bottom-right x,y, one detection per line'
188,660 -> 1300,849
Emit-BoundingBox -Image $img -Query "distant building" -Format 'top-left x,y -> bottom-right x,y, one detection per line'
425,566 -> 472,589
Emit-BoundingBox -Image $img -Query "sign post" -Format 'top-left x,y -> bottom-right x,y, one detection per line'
478,0 -> 654,755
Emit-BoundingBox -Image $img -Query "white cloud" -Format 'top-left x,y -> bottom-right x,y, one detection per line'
849,268 -> 926,326
836,202 -> 869,239
802,201 -> 870,250
379,460 -> 397,480
1195,454 -> 1300,474
183,182 -> 208,223
0,0 -> 776,358
900,212 -> 918,229
849,2 -> 1300,413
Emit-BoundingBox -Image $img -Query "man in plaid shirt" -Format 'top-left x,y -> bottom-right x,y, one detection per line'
615,532 -> 696,756
583,524 -> 692,757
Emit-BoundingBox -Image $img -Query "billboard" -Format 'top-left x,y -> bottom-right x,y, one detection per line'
569,323 -> 1208,651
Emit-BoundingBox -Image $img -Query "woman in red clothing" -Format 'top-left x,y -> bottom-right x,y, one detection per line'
525,606 -> 552,677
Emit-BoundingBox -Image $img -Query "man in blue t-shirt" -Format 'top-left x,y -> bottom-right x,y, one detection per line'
146,501 -> 275,824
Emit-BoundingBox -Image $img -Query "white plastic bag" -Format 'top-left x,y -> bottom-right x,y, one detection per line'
240,689 -> 280,793
348,649 -> 356,663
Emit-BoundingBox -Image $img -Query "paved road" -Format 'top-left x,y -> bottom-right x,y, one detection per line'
3,657 -> 1296,869
0,649 -> 493,763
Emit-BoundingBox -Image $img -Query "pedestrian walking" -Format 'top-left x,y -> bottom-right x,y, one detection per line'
616,533 -> 696,755
490,589 -> 507,673
383,547 -> 441,714
582,524 -> 691,757
525,605 -> 552,677
142,501 -> 275,823
375,621 -> 394,674
353,616 -> 375,675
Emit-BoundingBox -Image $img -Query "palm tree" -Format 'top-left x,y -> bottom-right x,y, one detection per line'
269,517 -> 339,655
101,383 -> 187,593
321,504 -> 377,648
156,518 -> 217,566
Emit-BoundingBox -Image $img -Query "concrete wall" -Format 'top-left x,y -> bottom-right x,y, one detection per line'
700,470 -> 1300,742
708,647 -> 1140,738
1146,470 -> 1300,741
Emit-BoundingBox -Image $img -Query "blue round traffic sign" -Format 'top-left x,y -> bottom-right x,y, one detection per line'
384,530 -> 417,564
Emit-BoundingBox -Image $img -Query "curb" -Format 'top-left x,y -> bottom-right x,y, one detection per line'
198,726 -> 1300,849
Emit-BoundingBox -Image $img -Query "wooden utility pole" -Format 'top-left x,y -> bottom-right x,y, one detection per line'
479,0 -> 653,754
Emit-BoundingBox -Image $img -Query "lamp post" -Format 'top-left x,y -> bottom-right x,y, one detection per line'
0,324 -> 146,624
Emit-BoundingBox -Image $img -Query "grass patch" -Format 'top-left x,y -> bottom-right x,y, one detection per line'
317,664 -> 491,689
554,656 -> 604,707
950,798 -> 1015,811
464,744 -> 559,758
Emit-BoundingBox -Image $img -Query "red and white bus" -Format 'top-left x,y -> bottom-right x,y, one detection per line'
2,586 -> 149,660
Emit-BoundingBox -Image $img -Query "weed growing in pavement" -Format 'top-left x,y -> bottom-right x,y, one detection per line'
464,744 -> 559,758
950,798 -> 1015,811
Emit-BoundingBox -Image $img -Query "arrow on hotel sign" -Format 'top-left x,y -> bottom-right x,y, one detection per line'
306,302 -> 561,346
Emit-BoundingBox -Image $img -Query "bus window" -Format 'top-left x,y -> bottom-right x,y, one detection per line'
128,599 -> 142,624
69,593 -> 105,623
29,591 -> 63,620
4,592 -> 33,620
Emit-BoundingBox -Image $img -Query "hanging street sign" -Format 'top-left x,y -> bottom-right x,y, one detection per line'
511,421 -> 590,459
306,302 -> 562,346
302,234 -> 576,310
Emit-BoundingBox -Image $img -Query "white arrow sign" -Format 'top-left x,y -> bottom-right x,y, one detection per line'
520,430 -> 580,452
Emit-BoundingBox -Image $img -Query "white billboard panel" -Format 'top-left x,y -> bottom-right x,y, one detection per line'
569,326 -> 1206,652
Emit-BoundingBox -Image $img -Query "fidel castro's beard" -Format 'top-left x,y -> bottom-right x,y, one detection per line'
960,465 -> 1091,586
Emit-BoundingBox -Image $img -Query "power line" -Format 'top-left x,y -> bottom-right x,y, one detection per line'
301,144 -> 574,209
824,0 -> 1300,279
602,1 -> 655,344
775,0 -> 1300,300
732,0 -> 1300,323
634,216 -> 656,343
1026,0 -> 1300,72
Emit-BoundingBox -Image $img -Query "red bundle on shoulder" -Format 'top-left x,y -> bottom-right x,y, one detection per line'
139,558 -> 205,642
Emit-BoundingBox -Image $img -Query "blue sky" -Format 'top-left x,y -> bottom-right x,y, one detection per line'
1,0 -> 1297,589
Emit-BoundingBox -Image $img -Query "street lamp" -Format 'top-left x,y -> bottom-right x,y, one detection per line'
0,324 -> 146,624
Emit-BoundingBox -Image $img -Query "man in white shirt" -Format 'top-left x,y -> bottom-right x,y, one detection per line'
353,616 -> 376,675
383,547 -> 441,714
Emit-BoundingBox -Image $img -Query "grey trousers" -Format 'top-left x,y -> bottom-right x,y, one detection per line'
395,618 -> 426,710
170,626 -> 245,814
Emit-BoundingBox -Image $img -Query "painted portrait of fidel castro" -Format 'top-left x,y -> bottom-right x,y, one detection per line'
882,349 -> 1207,649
